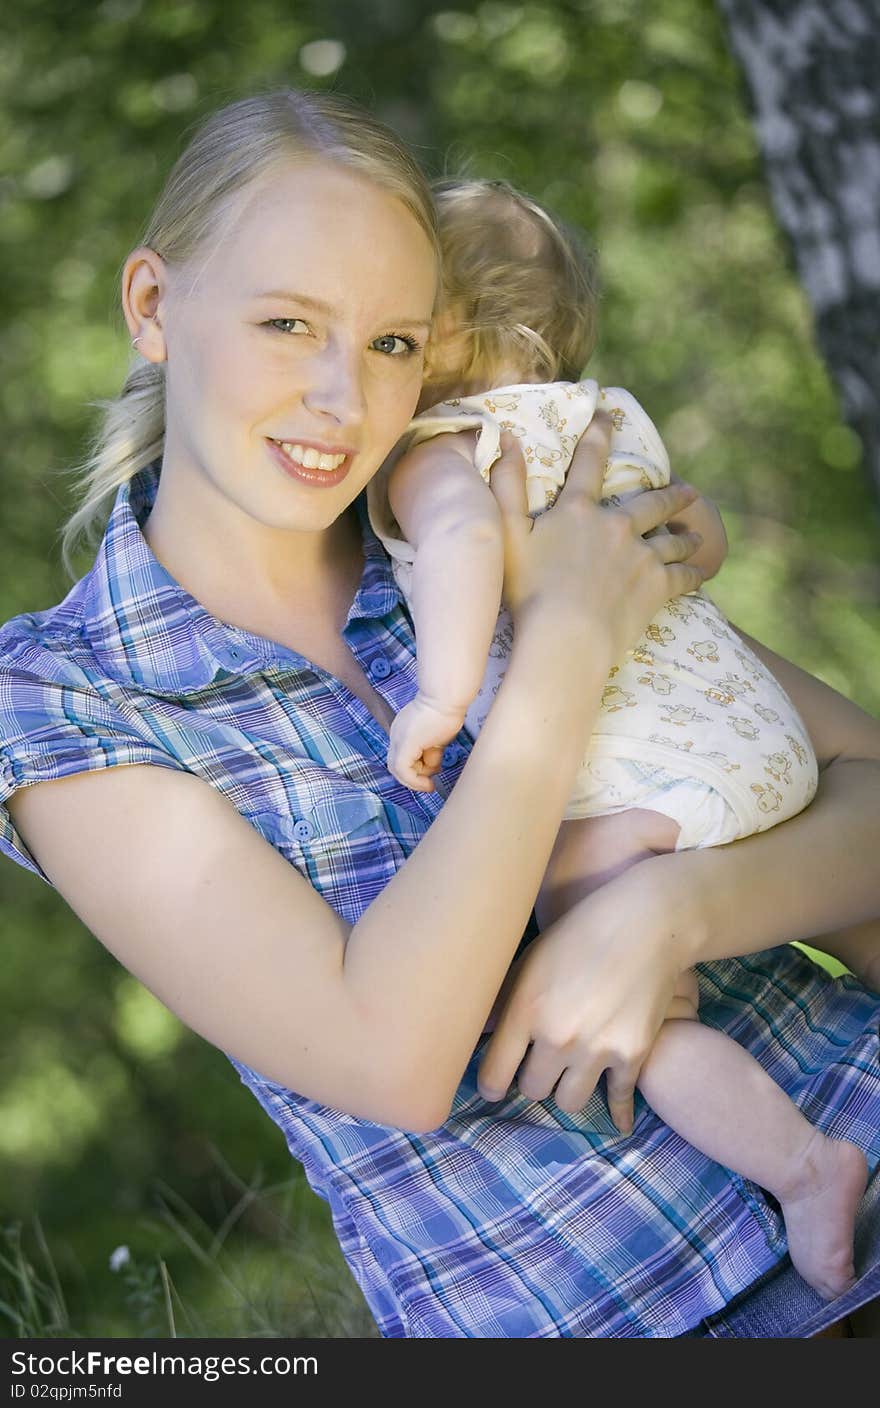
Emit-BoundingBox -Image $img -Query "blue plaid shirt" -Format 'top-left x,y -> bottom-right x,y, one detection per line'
2,463 -> 879,1337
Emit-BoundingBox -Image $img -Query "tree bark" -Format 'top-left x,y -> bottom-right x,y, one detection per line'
716,0 -> 880,510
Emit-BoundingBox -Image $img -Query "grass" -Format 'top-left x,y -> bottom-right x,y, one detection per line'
0,1151 -> 379,1339
0,1219 -> 71,1337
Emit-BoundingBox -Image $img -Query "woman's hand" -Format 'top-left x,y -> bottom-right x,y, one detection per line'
488,415 -> 706,665
476,855 -> 698,1134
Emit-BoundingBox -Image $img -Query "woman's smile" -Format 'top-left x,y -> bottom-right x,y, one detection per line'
265,435 -> 355,488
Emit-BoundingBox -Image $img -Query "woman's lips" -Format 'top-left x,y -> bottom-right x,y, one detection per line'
266,436 -> 354,488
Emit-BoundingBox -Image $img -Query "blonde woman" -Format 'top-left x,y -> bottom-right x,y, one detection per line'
1,91 -> 878,1338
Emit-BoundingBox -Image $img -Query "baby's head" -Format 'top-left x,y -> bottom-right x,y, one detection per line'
424,178 -> 598,399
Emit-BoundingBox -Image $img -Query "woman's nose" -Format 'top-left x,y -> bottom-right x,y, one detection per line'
302,341 -> 366,426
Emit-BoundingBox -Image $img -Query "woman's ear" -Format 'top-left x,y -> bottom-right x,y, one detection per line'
122,246 -> 169,362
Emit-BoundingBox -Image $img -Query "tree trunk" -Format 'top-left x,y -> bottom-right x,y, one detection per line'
716,0 -> 880,511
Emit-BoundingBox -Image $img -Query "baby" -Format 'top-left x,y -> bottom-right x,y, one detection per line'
366,178 -> 872,1300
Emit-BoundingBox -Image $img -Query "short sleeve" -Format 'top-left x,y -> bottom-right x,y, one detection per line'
0,639 -> 184,885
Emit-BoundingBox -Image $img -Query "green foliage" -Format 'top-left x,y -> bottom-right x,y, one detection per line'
0,1162 -> 378,1338
1,0 -> 877,1336
0,1221 -> 70,1338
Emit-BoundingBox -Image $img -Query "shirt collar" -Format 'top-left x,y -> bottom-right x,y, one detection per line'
81,461 -> 403,696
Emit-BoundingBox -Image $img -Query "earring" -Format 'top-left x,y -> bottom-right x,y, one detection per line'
131,336 -> 143,348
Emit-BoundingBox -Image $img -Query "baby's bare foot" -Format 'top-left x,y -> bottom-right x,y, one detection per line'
777,1132 -> 868,1300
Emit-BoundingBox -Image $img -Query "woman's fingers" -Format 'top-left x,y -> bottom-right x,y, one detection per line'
487,433 -> 529,521
513,1039 -> 569,1103
651,529 -> 703,563
556,411 -> 614,504
477,1015 -> 531,1102
646,527 -> 707,598
604,1069 -> 637,1136
482,1035 -> 637,1131
665,561 -> 706,597
625,481 -> 699,538
553,1060 -> 609,1117
487,409 -> 707,644
519,1046 -> 636,1130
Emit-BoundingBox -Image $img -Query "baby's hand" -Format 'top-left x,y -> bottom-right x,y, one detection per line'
387,694 -> 468,793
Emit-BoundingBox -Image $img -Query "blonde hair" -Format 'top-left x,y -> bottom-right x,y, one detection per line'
60,89 -> 438,579
427,177 -> 598,389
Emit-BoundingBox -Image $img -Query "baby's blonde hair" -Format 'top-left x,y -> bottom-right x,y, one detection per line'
428,177 -> 598,388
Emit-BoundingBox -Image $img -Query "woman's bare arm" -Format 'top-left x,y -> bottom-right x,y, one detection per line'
6,617 -> 611,1134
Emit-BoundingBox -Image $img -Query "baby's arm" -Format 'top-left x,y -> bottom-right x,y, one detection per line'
386,432 -> 504,790
664,470 -> 728,580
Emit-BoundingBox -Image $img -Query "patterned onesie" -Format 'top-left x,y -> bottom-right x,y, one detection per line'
366,379 -> 818,848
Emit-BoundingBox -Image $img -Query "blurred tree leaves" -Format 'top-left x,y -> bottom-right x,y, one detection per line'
1,0 -> 877,1334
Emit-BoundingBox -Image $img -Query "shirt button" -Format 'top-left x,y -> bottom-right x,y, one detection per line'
292,819 -> 314,842
368,654 -> 392,680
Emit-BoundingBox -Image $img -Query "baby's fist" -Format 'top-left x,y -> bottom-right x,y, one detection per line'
387,694 -> 467,793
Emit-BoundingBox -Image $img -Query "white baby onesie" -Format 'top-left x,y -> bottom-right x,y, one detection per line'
367,380 -> 818,847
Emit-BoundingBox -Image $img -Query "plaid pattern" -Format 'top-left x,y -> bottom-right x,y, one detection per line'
1,462 -> 879,1337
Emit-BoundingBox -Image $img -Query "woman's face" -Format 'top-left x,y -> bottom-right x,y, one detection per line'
155,161 -> 438,532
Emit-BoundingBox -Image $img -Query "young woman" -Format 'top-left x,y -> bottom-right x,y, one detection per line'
1,90 -> 878,1338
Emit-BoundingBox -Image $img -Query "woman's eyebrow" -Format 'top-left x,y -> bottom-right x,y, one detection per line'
249,289 -> 431,330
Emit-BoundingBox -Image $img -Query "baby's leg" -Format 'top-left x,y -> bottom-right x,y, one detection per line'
638,1017 -> 868,1300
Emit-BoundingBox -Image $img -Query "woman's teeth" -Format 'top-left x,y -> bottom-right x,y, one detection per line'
278,441 -> 347,471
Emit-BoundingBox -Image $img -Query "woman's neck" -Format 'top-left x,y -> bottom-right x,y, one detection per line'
142,456 -> 363,638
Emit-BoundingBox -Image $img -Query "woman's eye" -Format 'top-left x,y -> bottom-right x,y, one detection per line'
264,318 -> 310,335
371,333 -> 419,357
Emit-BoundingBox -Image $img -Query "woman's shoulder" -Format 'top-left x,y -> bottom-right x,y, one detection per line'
0,581 -> 116,728
0,580 -> 99,701
0,577 -> 91,675
0,579 -> 181,885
